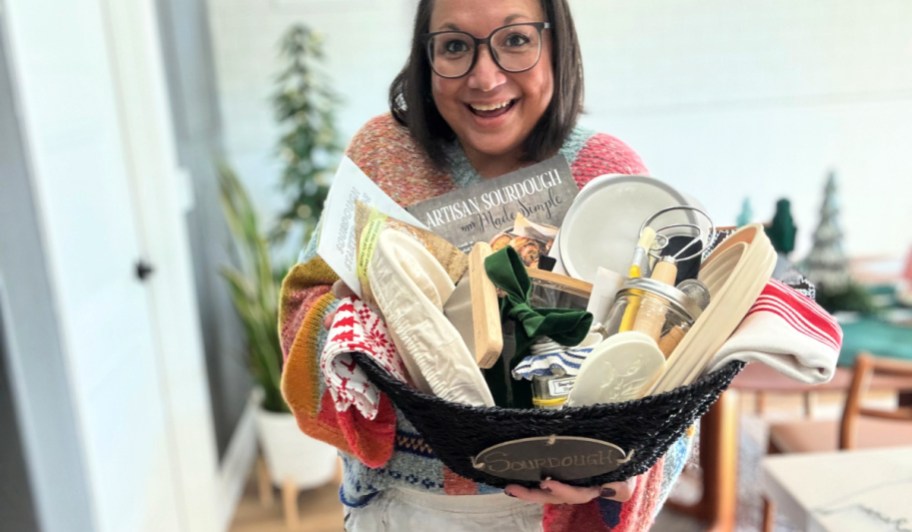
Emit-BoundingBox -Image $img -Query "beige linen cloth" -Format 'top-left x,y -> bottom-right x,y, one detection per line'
366,229 -> 494,407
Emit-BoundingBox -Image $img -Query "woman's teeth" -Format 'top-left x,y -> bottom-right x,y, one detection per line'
471,101 -> 510,111
469,100 -> 515,117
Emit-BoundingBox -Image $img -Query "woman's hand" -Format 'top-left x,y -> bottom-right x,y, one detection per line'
504,476 -> 636,505
322,280 -> 355,329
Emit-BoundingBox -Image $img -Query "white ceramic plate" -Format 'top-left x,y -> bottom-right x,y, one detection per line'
566,331 -> 665,406
558,175 -> 706,283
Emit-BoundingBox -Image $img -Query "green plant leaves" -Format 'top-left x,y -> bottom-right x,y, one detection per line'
218,164 -> 289,413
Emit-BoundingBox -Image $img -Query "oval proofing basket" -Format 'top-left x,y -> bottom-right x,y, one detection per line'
353,353 -> 744,489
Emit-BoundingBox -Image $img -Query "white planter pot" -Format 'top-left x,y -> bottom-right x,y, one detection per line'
255,406 -> 338,489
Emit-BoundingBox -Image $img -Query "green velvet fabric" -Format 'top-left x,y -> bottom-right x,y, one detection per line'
484,247 -> 593,358
480,247 -> 592,408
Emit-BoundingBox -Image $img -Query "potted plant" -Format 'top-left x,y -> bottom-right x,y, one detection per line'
217,24 -> 343,491
218,165 -> 337,490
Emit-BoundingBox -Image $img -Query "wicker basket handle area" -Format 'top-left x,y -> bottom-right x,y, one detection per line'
353,353 -> 744,488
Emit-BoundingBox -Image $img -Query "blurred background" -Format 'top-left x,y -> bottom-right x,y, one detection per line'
1,1 -> 910,531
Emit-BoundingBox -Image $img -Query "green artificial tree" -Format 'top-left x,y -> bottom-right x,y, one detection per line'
271,25 -> 343,248
766,198 -> 797,256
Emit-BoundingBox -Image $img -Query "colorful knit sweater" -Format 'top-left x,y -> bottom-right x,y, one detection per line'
279,114 -> 693,531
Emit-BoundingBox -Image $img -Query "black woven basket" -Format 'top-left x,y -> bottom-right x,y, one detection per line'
353,353 -> 744,489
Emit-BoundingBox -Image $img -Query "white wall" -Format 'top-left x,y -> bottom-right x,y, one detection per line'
208,0 -> 912,258
4,0 -> 219,530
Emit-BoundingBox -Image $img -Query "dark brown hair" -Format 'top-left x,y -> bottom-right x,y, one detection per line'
388,0 -> 584,169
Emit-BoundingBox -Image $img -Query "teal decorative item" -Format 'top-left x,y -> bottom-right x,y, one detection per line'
766,198 -> 797,255
736,197 -> 753,227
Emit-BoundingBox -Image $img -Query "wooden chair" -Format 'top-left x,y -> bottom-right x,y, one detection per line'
762,353 -> 912,531
665,390 -> 740,532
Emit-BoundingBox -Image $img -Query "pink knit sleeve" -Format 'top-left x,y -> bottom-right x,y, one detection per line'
571,133 -> 649,189
344,114 -> 453,206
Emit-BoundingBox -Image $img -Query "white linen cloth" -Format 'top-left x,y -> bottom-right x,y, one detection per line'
706,279 -> 843,383
367,229 -> 495,406
320,297 -> 410,419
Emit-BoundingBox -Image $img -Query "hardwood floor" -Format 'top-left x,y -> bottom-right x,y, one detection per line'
229,460 -> 345,532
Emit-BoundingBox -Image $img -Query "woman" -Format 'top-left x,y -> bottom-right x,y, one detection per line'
279,0 -> 693,530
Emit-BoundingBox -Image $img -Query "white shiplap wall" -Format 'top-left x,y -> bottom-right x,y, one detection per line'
208,0 -> 912,257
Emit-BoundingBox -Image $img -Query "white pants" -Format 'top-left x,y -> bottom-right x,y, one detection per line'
343,488 -> 543,532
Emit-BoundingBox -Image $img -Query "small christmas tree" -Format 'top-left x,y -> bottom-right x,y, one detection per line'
802,171 -> 876,313
803,172 -> 849,290
270,25 -> 343,249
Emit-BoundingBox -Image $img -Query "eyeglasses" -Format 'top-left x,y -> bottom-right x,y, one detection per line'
424,22 -> 551,79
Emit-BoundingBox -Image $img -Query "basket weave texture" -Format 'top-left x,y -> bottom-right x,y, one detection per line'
354,353 -> 744,488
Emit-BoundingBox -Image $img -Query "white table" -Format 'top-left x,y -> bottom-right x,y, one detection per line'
762,446 -> 912,532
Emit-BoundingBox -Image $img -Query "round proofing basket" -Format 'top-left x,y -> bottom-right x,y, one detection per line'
353,353 -> 744,488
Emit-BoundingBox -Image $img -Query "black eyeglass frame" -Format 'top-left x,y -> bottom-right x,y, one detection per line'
423,22 -> 552,79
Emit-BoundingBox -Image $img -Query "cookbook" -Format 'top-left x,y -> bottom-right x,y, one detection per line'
406,154 -> 579,268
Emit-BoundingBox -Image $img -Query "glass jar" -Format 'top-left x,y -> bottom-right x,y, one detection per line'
531,374 -> 575,409
601,277 -> 700,356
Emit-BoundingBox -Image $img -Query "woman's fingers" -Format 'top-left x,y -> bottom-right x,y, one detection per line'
322,280 -> 355,329
505,481 -> 598,505
331,280 -> 354,299
596,477 -> 637,502
504,476 -> 638,505
322,309 -> 337,330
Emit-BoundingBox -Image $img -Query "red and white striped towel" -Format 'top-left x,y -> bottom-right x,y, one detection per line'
707,279 -> 843,383
320,297 -> 410,419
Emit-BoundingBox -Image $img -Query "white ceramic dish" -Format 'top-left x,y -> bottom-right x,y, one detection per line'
558,175 -> 705,283
565,331 -> 666,406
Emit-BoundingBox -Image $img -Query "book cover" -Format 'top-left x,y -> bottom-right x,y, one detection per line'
406,154 -> 579,269
316,156 -> 425,297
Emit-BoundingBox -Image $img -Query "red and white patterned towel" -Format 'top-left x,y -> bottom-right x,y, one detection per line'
707,279 -> 843,383
320,297 -> 410,419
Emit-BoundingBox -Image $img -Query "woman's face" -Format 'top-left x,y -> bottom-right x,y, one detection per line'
429,0 -> 554,176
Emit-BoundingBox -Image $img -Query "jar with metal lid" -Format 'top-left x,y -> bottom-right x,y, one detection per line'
521,337 -> 602,410
531,374 -> 575,409
600,277 -> 701,356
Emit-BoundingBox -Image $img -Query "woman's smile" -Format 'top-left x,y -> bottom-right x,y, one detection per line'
467,99 -> 517,118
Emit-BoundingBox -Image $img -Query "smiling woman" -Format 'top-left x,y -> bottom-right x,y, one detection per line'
390,0 -> 583,180
278,0 -> 691,531
426,1 -> 554,177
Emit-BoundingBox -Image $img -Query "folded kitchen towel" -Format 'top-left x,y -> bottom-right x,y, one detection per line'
320,297 -> 410,419
511,333 -> 603,380
706,279 -> 843,383
511,346 -> 591,379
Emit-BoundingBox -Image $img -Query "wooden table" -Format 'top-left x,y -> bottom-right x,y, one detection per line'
667,366 -> 852,531
762,446 -> 912,531
668,362 -> 908,531
730,363 -> 853,416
